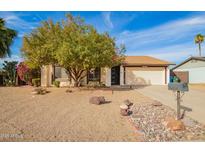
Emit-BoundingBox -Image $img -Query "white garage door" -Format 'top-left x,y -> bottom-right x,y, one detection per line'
189,67 -> 205,83
125,67 -> 165,85
176,67 -> 205,83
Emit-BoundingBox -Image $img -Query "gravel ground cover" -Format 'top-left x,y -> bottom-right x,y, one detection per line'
130,101 -> 205,141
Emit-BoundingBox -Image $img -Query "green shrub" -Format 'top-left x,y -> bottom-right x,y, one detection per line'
4,79 -> 15,86
53,80 -> 60,87
87,81 -> 99,87
99,82 -> 106,87
32,78 -> 41,87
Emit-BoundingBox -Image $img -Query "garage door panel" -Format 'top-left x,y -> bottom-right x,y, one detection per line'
125,67 -> 165,85
189,67 -> 205,83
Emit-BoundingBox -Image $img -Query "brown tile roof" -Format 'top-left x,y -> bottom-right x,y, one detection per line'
123,56 -> 173,66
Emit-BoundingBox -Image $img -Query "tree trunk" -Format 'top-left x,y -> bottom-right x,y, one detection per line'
199,43 -> 202,57
66,68 -> 86,87
73,80 -> 80,87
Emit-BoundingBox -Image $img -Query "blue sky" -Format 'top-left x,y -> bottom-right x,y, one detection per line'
0,11 -> 205,66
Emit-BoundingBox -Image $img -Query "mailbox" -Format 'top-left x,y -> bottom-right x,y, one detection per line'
168,82 -> 189,120
168,83 -> 189,92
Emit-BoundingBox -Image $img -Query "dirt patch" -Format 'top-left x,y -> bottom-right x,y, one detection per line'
0,87 -> 151,141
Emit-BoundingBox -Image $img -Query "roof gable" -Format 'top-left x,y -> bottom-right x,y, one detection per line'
172,56 -> 205,70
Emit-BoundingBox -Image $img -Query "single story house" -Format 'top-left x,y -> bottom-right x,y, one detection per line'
41,56 -> 173,87
171,56 -> 205,84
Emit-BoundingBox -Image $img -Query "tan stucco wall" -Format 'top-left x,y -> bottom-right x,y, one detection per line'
105,67 -> 111,87
120,65 -> 124,85
41,65 -> 169,87
41,66 -> 47,87
100,68 -> 106,85
41,65 -> 54,87
125,66 -> 166,85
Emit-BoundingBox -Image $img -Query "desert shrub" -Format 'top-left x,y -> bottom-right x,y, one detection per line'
99,82 -> 106,87
4,79 -> 14,86
17,62 -> 32,85
87,81 -> 100,87
87,81 -> 106,88
17,62 -> 41,85
53,80 -> 60,87
32,88 -> 48,95
32,78 -> 40,87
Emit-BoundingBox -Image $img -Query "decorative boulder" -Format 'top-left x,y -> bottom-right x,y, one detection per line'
123,99 -> 132,106
66,89 -> 73,93
164,117 -> 185,131
152,101 -> 162,107
98,96 -> 106,104
32,88 -> 48,95
89,96 -> 105,105
31,91 -> 38,95
120,104 -> 129,116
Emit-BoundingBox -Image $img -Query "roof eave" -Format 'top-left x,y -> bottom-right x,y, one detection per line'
172,56 -> 205,70
122,63 -> 173,67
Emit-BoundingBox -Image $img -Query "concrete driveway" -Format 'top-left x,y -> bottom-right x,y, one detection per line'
136,85 -> 205,124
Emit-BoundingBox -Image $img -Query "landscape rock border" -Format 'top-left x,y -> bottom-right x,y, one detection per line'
130,101 -> 205,141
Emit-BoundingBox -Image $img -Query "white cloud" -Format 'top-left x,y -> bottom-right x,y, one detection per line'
0,55 -> 24,67
2,12 -> 39,35
117,14 -> 205,46
128,43 -> 203,64
6,15 -> 35,28
116,13 -> 205,62
102,12 -> 114,29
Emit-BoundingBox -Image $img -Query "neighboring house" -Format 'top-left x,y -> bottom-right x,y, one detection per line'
171,56 -> 205,84
41,56 -> 173,87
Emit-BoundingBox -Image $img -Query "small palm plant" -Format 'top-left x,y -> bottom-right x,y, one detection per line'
195,34 -> 204,57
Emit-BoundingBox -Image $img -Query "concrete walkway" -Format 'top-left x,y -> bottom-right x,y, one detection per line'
136,85 -> 205,124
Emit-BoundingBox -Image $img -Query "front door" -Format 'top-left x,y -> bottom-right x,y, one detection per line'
111,66 -> 120,85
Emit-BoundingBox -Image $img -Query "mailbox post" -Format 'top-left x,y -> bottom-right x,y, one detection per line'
168,83 -> 188,120
176,91 -> 181,120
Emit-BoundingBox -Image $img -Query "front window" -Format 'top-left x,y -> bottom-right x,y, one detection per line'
53,66 -> 71,83
54,66 -> 62,79
88,68 -> 100,81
